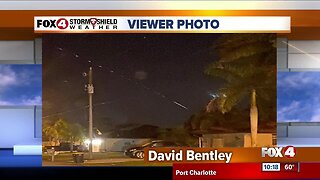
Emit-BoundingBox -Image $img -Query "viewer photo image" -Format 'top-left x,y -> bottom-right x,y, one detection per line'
42,34 -> 277,166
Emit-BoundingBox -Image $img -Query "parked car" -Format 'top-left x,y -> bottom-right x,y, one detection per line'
124,140 -> 184,159
43,145 -> 60,152
75,145 -> 89,152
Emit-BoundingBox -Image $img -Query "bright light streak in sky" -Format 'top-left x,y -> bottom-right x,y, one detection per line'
173,101 -> 188,110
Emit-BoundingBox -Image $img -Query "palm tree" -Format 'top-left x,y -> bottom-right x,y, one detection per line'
205,34 -> 276,147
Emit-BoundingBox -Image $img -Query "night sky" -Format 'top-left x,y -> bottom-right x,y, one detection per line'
43,34 -> 222,129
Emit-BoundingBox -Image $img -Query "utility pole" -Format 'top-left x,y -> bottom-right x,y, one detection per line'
87,67 -> 94,159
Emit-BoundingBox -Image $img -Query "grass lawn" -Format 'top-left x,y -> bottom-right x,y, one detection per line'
42,152 -> 172,166
87,161 -> 173,166
43,152 -> 124,162
76,161 -> 173,166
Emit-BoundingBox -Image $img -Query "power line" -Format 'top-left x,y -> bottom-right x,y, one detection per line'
42,101 -> 112,119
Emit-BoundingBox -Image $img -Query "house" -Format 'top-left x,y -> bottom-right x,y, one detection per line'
195,124 -> 276,148
199,133 -> 276,148
91,124 -> 158,152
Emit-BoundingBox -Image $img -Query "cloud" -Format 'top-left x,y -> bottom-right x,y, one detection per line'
277,101 -> 301,120
20,96 -> 42,105
281,119 -> 302,122
0,65 -> 41,90
278,101 -> 300,115
309,108 -> 320,122
0,65 -> 42,105
310,115 -> 320,122
278,72 -> 320,89
278,72 -> 320,122
17,67 -> 41,86
0,65 -> 17,90
0,100 -> 13,106
0,96 -> 42,106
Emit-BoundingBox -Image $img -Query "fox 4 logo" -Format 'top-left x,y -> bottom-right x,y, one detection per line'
261,146 -> 296,158
36,18 -> 69,30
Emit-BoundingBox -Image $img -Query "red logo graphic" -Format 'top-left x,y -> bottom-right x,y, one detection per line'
56,18 -> 69,29
90,18 -> 98,28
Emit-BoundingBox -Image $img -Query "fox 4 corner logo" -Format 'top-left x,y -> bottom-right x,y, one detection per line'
36,18 -> 69,30
261,146 -> 296,158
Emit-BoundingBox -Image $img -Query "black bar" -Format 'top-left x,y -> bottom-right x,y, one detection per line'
0,167 -> 172,179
